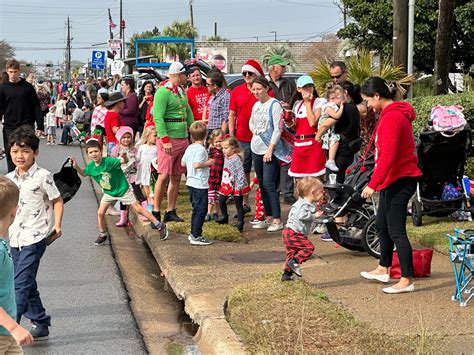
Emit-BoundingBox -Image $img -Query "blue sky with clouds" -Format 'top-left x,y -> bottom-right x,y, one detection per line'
0,0 -> 343,63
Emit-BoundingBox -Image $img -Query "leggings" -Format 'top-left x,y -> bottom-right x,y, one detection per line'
120,183 -> 146,210
219,195 -> 244,223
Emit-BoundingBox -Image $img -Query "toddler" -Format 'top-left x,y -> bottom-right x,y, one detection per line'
315,84 -> 345,172
216,137 -> 250,232
205,129 -> 225,222
136,126 -> 158,211
181,122 -> 214,245
45,104 -> 57,145
282,176 -> 324,281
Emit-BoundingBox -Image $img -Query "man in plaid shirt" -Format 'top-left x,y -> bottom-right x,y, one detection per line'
205,69 -> 230,133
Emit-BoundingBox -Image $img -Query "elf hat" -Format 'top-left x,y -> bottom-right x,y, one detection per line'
241,59 -> 264,77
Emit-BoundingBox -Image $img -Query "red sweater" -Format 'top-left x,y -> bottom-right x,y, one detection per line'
368,102 -> 422,191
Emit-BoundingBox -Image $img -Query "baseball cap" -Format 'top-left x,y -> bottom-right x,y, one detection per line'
268,54 -> 290,67
296,75 -> 314,88
168,62 -> 187,75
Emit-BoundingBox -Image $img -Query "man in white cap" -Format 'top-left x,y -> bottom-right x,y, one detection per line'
152,62 -> 194,222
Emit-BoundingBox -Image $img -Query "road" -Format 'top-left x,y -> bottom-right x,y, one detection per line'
0,131 -> 147,354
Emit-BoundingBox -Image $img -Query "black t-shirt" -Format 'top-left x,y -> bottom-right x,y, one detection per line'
334,101 -> 360,153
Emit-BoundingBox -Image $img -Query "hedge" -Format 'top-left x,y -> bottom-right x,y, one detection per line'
409,92 -> 474,176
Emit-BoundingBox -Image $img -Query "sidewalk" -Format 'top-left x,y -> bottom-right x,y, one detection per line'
131,196 -> 474,354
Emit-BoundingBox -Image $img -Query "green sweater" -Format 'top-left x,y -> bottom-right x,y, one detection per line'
153,86 -> 194,141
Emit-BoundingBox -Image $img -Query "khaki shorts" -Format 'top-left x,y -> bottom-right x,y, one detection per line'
101,188 -> 136,205
0,336 -> 23,354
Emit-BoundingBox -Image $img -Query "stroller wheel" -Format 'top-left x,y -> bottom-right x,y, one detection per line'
362,215 -> 381,259
411,200 -> 423,226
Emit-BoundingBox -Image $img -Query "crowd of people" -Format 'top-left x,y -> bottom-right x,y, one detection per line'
0,54 -> 422,352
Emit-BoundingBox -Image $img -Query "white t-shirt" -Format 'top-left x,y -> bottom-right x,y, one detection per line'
249,98 -> 283,155
181,143 -> 209,189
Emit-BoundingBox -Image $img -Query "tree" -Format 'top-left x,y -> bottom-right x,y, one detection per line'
0,40 -> 15,70
433,0 -> 455,95
161,20 -> 197,61
261,44 -> 296,71
207,35 -> 229,42
336,0 -> 472,74
127,26 -> 161,59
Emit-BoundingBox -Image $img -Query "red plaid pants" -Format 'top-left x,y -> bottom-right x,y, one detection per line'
282,228 -> 314,272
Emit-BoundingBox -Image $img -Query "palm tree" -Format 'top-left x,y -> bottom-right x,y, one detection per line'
261,44 -> 296,71
161,20 -> 197,61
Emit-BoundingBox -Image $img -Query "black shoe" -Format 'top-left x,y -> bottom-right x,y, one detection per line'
94,234 -> 108,246
235,221 -> 244,232
163,209 -> 184,223
152,211 -> 161,222
281,270 -> 294,282
243,204 -> 251,214
216,215 -> 229,224
151,222 -> 168,240
287,258 -> 302,277
212,213 -> 219,221
284,195 -> 297,205
30,322 -> 49,341
204,214 -> 212,222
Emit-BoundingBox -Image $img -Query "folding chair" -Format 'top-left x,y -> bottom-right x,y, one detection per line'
447,229 -> 474,307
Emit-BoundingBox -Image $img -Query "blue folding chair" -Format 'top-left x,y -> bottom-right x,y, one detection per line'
447,229 -> 474,307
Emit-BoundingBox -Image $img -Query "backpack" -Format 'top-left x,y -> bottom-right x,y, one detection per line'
430,105 -> 467,135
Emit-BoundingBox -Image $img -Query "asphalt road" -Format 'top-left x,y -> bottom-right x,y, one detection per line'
0,130 -> 147,354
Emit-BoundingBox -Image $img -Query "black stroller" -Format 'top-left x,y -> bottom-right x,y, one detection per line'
411,127 -> 473,226
317,153 -> 382,258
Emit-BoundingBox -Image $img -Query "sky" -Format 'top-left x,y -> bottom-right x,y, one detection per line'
0,0 -> 344,64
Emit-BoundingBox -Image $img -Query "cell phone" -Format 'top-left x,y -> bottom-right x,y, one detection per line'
45,230 -> 57,246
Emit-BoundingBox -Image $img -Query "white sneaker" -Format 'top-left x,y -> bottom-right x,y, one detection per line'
325,160 -> 339,172
188,235 -> 213,245
267,223 -> 284,232
312,224 -> 327,234
249,218 -> 265,225
252,220 -> 271,229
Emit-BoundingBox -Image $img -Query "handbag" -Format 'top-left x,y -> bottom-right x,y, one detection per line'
389,249 -> 433,279
53,159 -> 82,204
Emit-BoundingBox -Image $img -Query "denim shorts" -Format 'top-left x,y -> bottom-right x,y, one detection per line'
238,140 -> 252,173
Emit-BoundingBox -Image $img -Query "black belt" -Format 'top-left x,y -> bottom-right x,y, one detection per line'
164,117 -> 186,123
295,134 -> 316,140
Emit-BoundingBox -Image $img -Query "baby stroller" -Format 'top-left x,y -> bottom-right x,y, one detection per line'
411,127 -> 473,226
317,153 -> 381,258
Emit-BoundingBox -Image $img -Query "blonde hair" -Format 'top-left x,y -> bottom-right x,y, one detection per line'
223,137 -> 244,160
208,129 -> 225,146
189,121 -> 208,142
140,126 -> 156,145
0,177 -> 19,220
297,176 -> 323,198
325,83 -> 344,100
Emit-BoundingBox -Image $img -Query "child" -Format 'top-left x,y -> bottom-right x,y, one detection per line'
216,137 -> 250,232
205,129 -> 225,222
315,84 -> 345,172
249,176 -> 265,225
45,104 -> 57,145
55,94 -> 67,128
282,176 -> 324,281
0,177 -> 34,352
181,122 -> 214,245
136,126 -> 158,211
70,139 -> 168,244
111,126 -> 147,226
6,126 -> 64,340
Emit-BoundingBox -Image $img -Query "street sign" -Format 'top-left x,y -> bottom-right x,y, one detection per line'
91,50 -> 106,70
111,60 -> 124,75
108,39 -> 122,51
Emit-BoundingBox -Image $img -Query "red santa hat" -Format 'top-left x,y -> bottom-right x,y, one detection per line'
241,59 -> 264,77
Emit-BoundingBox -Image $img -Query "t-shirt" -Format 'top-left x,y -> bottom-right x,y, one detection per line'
84,157 -> 130,197
334,102 -> 360,155
181,143 -> 209,189
186,86 -> 208,121
249,98 -> 283,155
104,111 -> 120,144
229,83 -> 258,142
0,238 -> 16,336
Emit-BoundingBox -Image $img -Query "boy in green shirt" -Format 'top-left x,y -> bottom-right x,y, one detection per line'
70,140 -> 168,245
0,177 -> 34,353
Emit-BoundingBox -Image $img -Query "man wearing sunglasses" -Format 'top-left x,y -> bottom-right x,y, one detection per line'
329,61 -> 348,83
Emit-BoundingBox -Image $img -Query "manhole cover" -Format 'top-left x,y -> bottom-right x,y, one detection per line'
221,251 -> 286,264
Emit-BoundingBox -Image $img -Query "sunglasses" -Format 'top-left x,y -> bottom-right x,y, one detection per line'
331,73 -> 344,79
242,71 -> 255,77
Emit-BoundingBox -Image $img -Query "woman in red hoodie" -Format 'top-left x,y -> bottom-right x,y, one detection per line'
359,77 -> 422,294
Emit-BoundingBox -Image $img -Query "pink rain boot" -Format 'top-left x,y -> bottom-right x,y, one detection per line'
116,210 -> 128,227
140,201 -> 149,221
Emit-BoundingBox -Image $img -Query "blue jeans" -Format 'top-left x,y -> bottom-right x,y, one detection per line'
188,186 -> 208,237
238,140 -> 253,174
252,153 -> 281,219
11,239 -> 51,326
61,123 -> 73,144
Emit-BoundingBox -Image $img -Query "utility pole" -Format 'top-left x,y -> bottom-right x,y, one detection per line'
333,1 -> 347,28
120,0 -> 124,58
66,16 -> 71,82
189,0 -> 194,28
214,22 -> 217,37
392,0 -> 408,71
108,8 -> 113,39
270,31 -> 277,42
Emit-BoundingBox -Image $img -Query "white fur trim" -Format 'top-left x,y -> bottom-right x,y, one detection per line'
288,168 -> 326,178
241,64 -> 261,76
294,140 -> 314,147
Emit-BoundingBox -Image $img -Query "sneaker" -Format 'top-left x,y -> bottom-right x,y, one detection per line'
152,211 -> 161,222
163,209 -> 184,223
151,222 -> 168,240
287,259 -> 302,277
252,220 -> 271,229
188,235 -> 213,245
212,213 -> 219,221
235,221 -> 244,232
46,142 -> 51,145
30,323 -> 49,341
320,232 -> 333,242
325,160 -> 339,172
249,218 -> 265,225
312,224 -> 327,234
204,213 -> 212,222
94,233 -> 108,246
281,270 -> 294,282
267,223 -> 284,232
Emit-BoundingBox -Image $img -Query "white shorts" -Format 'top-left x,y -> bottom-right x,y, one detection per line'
101,188 -> 137,205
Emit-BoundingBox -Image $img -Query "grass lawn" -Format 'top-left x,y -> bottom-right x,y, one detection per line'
227,273 -> 443,354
